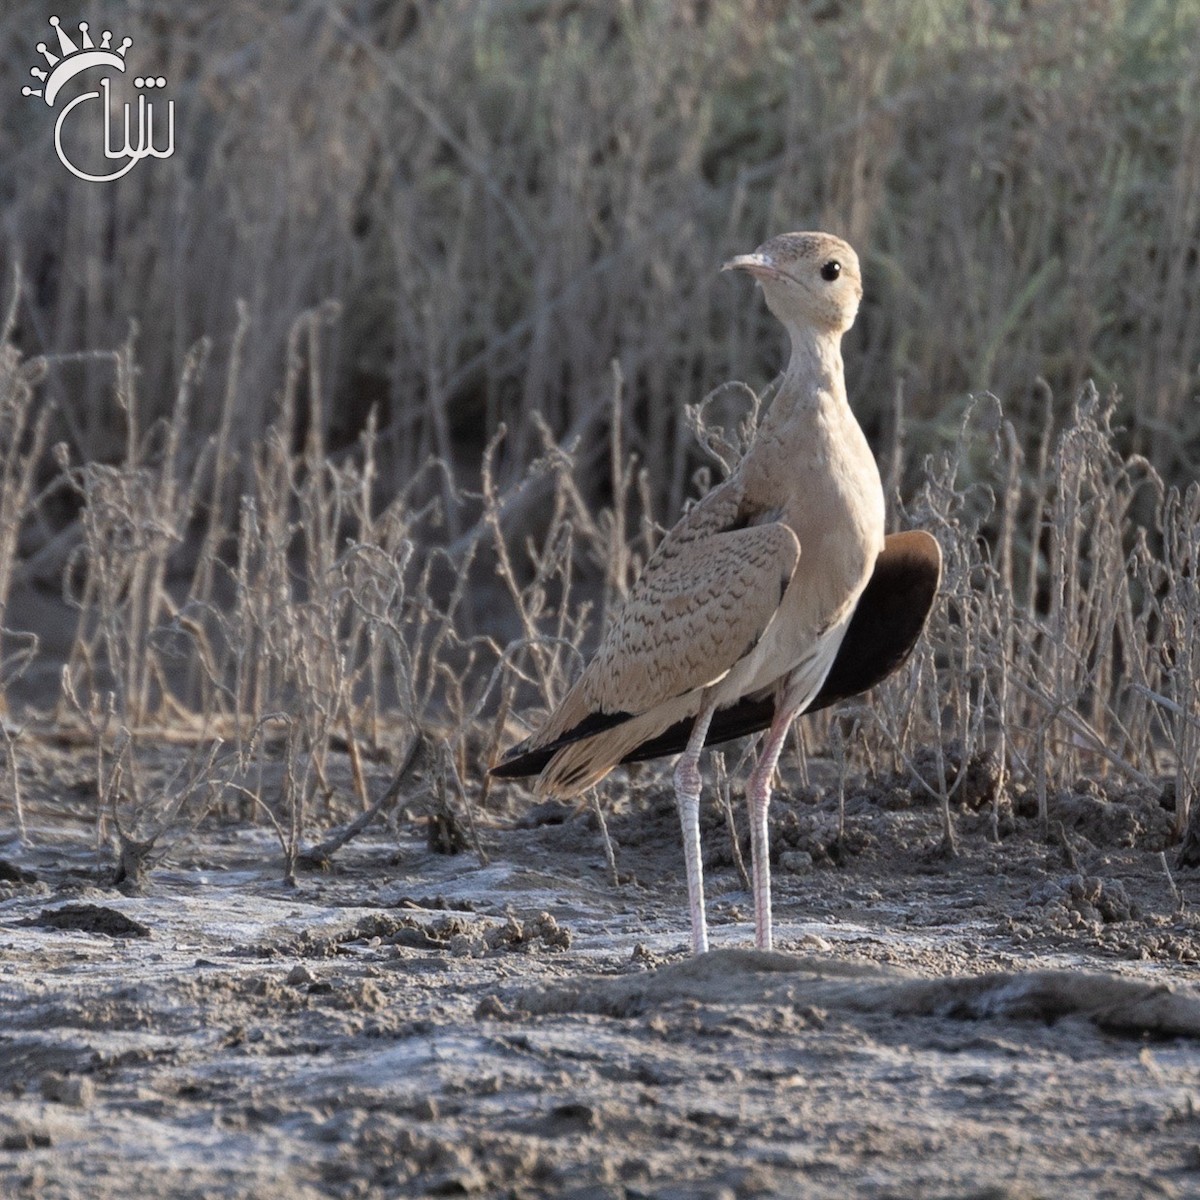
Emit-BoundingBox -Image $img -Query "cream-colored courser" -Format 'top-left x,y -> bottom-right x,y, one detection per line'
493,233 -> 941,954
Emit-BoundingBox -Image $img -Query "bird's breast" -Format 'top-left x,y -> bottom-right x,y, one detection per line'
728,407 -> 885,698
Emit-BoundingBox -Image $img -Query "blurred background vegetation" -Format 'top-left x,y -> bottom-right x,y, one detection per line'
3,0 -> 1199,517
2,1 -> 1200,860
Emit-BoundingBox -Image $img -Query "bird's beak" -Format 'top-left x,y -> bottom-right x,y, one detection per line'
721,252 -> 788,283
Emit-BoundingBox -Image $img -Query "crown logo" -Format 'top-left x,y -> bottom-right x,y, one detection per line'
22,16 -> 132,106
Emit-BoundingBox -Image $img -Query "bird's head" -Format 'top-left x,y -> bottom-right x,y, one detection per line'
723,232 -> 862,337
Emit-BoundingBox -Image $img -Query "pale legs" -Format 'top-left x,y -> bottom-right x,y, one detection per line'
744,701 -> 801,950
673,694 -> 718,954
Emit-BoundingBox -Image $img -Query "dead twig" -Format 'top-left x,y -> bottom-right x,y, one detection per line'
297,734 -> 427,870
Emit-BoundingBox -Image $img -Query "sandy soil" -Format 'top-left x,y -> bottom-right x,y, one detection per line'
3,738 -> 1200,1199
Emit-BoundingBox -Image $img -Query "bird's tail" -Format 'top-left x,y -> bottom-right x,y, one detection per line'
532,709 -> 680,798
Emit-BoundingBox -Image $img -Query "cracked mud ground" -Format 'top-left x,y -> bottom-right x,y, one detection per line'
3,740 -> 1200,1199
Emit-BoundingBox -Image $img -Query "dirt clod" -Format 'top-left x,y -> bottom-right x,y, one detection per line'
40,1073 -> 94,1108
27,903 -> 151,939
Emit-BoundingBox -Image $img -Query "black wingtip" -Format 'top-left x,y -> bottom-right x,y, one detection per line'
806,528 -> 941,713
489,707 -> 635,780
488,738 -> 551,780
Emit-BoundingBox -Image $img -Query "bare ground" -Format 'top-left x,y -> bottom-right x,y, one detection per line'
3,739 -> 1200,1199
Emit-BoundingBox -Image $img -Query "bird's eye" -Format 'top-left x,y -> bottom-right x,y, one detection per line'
820,260 -> 842,282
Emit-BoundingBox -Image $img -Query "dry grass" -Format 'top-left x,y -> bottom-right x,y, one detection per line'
1,1 -> 1199,873
4,1 -> 1200,503
1,305 -> 1198,874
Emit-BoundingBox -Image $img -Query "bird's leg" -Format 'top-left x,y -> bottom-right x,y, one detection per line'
745,701 -> 801,951
673,694 -> 718,954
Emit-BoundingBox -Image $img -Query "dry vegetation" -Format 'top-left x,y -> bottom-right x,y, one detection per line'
1,0 -> 1199,876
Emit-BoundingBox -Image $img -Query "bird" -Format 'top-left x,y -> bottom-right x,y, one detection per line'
492,232 -> 941,955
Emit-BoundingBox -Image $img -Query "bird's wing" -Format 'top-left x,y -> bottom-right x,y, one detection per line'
493,479 -> 798,768
612,528 -> 943,766
580,518 -> 800,716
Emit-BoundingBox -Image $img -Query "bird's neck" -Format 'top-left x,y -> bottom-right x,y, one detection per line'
786,322 -> 844,394
764,324 -> 847,427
